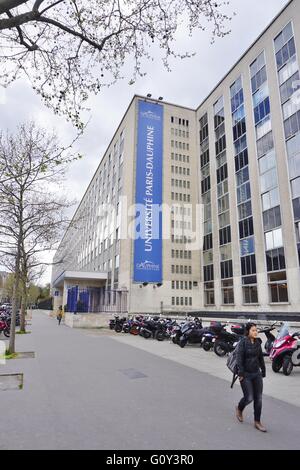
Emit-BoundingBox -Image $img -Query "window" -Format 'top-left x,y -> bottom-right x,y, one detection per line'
278,54 -> 298,85
234,134 -> 247,156
221,260 -> 233,279
237,182 -> 251,204
263,206 -> 282,231
240,236 -> 255,256
291,177 -> 300,199
205,283 -> 215,305
257,131 -> 274,158
220,244 -> 232,262
259,150 -> 276,174
203,251 -> 213,265
238,200 -> 252,220
243,286 -> 258,304
266,248 -> 286,272
217,164 -> 228,184
218,194 -> 229,214
260,168 -> 277,193
201,150 -> 210,168
265,228 -> 283,250
203,233 -> 213,251
235,149 -> 249,172
204,265 -> 214,282
215,135 -> 226,156
236,166 -> 249,187
219,211 -> 230,229
219,226 -> 231,246
254,97 -> 270,124
233,118 -> 246,141
216,151 -> 227,169
283,98 -> 300,121
252,81 -> 269,107
201,176 -> 211,195
222,279 -> 234,304
279,71 -> 300,104
268,272 -> 288,303
241,255 -> 257,276
284,110 -> 300,140
251,66 -> 267,94
256,116 -> 272,140
262,188 -> 280,211
275,37 -> 296,70
239,217 -> 254,239
217,179 -> 229,198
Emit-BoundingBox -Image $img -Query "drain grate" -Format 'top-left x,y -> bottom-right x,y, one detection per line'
0,374 -> 24,391
119,368 -> 148,379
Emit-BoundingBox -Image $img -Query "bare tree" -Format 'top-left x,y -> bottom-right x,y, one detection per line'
0,122 -> 77,352
0,0 -> 232,125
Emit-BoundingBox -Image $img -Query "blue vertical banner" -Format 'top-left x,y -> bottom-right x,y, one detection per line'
134,100 -> 164,283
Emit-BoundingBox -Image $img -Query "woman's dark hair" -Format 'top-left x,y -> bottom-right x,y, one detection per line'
245,322 -> 257,336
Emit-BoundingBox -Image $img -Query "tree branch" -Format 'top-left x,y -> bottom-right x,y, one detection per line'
0,0 -> 28,15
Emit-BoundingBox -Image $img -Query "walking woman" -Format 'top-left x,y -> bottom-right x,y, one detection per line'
236,323 -> 267,432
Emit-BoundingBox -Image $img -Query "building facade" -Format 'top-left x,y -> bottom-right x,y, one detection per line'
52,0 -> 300,315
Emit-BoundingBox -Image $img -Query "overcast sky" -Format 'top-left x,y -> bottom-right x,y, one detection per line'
0,0 -> 289,285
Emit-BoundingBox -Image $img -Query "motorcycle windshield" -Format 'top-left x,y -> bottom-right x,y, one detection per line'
277,322 -> 290,339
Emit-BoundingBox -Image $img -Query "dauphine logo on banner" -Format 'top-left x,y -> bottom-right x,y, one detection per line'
140,110 -> 161,121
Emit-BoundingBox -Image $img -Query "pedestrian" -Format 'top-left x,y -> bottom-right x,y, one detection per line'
57,306 -> 63,326
235,322 -> 267,432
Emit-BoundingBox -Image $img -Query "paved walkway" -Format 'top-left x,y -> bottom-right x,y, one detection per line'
0,312 -> 299,450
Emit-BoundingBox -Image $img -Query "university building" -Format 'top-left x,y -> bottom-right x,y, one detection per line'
52,0 -> 300,316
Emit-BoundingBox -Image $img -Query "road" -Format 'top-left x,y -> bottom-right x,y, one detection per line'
0,311 -> 299,450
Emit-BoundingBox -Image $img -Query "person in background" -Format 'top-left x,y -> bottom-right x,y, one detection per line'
57,305 -> 63,326
236,322 -> 267,433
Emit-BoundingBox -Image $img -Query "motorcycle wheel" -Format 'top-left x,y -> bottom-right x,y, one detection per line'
214,341 -> 227,357
115,325 -> 122,333
172,337 -> 178,344
143,331 -> 151,339
179,338 -> 187,348
4,329 -> 10,338
272,357 -> 283,373
202,342 -> 212,352
283,356 -> 293,376
155,331 -> 165,342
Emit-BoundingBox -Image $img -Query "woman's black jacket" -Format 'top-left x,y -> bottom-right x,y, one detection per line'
236,337 -> 266,378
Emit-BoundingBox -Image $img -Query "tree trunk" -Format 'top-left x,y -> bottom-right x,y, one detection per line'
8,255 -> 20,354
20,293 -> 26,333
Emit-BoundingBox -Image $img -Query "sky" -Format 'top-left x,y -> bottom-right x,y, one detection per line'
0,0 -> 289,285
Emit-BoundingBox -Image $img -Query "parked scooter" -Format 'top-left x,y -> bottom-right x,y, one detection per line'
178,319 -> 203,348
258,322 -> 281,356
213,323 -> 245,357
270,323 -> 300,375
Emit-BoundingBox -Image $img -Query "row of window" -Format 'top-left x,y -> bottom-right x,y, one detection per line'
171,265 -> 193,275
172,280 -> 194,290
171,153 -> 190,163
171,192 -> 191,202
171,250 -> 192,259
172,297 -> 193,306
171,166 -> 191,175
171,141 -> 190,150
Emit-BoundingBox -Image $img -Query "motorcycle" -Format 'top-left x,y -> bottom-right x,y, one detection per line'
178,319 -> 203,348
213,324 -> 245,357
201,322 -> 233,352
270,323 -> 300,376
0,317 -> 10,337
114,316 -> 127,333
258,322 -> 281,356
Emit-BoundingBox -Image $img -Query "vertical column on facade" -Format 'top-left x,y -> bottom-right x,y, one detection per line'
213,97 -> 235,307
229,77 -> 258,308
270,21 -> 300,308
199,112 -> 215,308
249,50 -> 288,306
